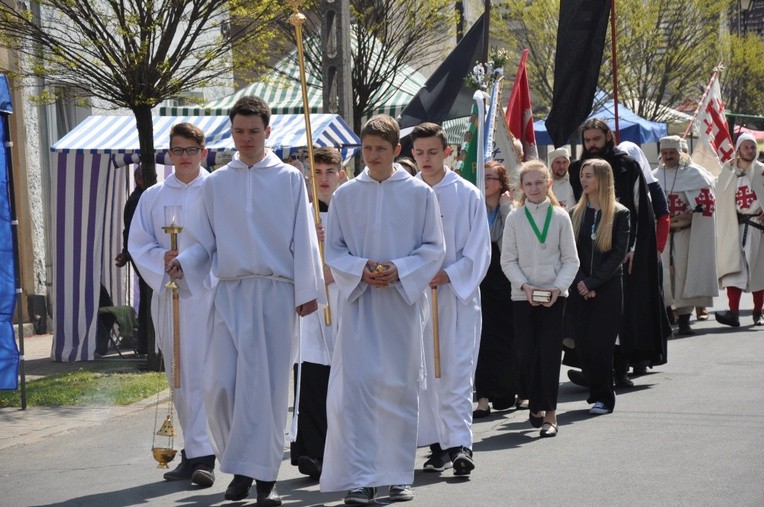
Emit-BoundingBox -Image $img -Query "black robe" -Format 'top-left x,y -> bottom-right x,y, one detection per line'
569,147 -> 671,365
474,241 -> 519,401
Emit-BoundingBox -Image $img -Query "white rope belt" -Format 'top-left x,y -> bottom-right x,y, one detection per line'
217,273 -> 294,284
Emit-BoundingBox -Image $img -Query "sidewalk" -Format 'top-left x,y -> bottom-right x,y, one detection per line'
1,334 -> 166,453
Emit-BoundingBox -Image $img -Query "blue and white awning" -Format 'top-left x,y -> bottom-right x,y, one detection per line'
51,113 -> 361,165
48,112 -> 359,362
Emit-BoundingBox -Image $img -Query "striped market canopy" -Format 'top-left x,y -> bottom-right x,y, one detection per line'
159,39 -> 427,121
51,113 -> 361,164
49,112 -> 359,362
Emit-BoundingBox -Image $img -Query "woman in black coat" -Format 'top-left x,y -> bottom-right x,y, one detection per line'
569,158 -> 630,415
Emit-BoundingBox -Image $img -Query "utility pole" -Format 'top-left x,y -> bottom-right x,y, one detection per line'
320,0 -> 354,133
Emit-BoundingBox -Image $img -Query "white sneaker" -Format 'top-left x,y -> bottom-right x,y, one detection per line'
589,401 -> 612,415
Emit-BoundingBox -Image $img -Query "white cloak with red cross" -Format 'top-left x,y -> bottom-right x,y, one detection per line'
654,162 -> 718,302
715,159 -> 764,291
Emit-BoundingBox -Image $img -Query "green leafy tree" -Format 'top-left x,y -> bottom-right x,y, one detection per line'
496,0 -> 731,122
720,32 -> 764,123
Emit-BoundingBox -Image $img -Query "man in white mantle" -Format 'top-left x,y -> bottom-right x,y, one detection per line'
653,135 -> 718,335
167,96 -> 324,506
320,115 -> 445,505
410,122 -> 490,477
715,132 -> 764,327
129,122 -> 217,487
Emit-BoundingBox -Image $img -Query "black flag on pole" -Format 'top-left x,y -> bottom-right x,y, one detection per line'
545,0 -> 610,148
397,13 -> 487,129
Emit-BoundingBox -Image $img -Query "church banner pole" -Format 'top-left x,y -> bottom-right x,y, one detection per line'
610,0 -> 620,144
432,288 -> 441,378
289,0 -> 332,326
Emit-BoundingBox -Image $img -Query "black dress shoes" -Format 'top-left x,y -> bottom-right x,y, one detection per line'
256,480 -> 282,507
715,310 -> 740,327
190,464 -> 215,488
614,374 -> 634,388
225,474 -> 253,501
491,396 -> 516,411
472,406 -> 491,419
567,369 -> 590,387
163,450 -> 193,481
297,455 -> 322,480
677,314 -> 695,335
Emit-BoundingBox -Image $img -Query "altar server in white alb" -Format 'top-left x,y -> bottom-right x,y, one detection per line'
715,132 -> 764,327
167,96 -> 324,507
128,122 -> 216,487
653,135 -> 718,335
290,147 -> 346,481
410,122 -> 490,477
320,115 -> 445,505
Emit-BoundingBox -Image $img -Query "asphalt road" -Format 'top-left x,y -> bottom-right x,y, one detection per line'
1,297 -> 763,506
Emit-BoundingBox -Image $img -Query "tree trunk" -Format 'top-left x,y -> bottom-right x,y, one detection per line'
133,105 -> 158,187
131,104 -> 161,371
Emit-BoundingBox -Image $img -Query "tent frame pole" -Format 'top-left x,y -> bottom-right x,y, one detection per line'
610,0 -> 620,144
3,112 -> 25,409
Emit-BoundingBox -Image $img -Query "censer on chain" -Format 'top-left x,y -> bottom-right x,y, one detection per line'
151,205 -> 183,468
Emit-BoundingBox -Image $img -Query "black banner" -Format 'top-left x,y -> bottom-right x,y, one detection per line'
545,0 -> 610,148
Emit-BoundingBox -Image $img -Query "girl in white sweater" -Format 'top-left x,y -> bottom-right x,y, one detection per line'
500,161 -> 579,437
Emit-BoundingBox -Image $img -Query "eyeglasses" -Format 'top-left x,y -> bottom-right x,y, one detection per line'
290,154 -> 300,160
170,147 -> 202,156
484,176 -> 501,182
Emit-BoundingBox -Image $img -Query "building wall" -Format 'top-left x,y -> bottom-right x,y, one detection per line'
0,47 -> 48,325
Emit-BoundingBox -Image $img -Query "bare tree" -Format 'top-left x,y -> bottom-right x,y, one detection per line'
0,0 -> 284,186
274,0 -> 456,131
0,0 -> 283,370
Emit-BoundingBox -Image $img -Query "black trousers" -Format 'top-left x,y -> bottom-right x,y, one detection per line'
570,276 -> 623,410
135,277 -> 151,354
512,298 -> 566,413
290,362 -> 330,464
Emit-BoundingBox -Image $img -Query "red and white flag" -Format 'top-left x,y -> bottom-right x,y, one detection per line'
506,49 -> 537,160
691,76 -> 733,177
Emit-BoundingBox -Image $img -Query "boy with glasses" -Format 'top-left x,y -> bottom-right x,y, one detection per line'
129,122 -> 217,487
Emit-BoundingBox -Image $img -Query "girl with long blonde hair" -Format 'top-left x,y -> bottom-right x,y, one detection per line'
500,161 -> 579,437
568,158 -> 630,416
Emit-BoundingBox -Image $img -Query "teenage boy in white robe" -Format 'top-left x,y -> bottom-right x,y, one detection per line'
167,96 -> 324,507
290,147 -> 345,480
320,115 -> 445,505
128,122 -> 216,487
410,122 -> 490,476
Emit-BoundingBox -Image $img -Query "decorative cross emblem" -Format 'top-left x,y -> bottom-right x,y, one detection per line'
694,188 -> 715,216
668,193 -> 688,213
736,185 -> 757,209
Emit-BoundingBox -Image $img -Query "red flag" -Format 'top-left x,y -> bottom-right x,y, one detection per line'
691,77 -> 733,176
506,49 -> 537,160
